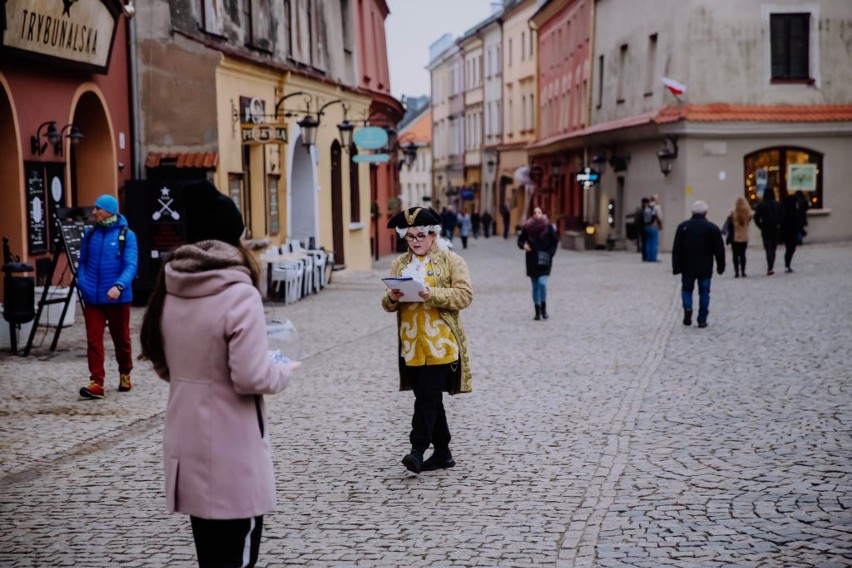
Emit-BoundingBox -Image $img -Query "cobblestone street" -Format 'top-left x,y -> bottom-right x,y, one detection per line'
1,236 -> 850,567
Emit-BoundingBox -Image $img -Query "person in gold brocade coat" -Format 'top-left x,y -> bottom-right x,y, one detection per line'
382,207 -> 473,474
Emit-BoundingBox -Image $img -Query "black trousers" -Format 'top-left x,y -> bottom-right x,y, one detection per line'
731,242 -> 747,275
407,363 -> 454,452
762,235 -> 777,271
784,236 -> 797,268
190,515 -> 263,568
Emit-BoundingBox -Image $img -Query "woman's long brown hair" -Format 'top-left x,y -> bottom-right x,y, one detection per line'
138,243 -> 261,378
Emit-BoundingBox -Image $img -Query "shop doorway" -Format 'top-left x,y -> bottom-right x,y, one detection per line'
70,91 -> 114,208
329,140 -> 345,266
0,81 -> 24,302
288,134 -> 318,245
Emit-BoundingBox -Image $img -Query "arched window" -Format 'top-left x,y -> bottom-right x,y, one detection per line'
744,146 -> 823,209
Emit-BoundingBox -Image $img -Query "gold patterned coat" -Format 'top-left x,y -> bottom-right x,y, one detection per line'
381,243 -> 473,394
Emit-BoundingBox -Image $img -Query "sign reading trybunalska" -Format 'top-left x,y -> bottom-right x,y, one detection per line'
1,0 -> 120,73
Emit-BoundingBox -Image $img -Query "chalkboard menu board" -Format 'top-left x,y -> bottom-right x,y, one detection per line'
57,219 -> 93,276
25,162 -> 48,254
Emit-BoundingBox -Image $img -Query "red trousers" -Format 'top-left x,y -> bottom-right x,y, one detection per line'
83,303 -> 133,383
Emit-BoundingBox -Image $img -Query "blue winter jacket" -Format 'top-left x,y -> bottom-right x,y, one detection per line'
77,214 -> 138,305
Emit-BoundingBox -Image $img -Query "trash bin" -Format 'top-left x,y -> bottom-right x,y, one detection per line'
2,237 -> 35,353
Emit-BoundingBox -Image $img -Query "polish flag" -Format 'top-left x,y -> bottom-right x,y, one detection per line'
660,77 -> 687,96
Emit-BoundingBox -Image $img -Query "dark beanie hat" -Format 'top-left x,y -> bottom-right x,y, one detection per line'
386,206 -> 442,229
183,180 -> 245,246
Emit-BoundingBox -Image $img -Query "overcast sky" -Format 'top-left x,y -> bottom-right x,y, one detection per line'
385,0 -> 499,100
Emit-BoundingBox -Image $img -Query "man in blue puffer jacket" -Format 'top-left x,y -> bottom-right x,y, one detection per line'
77,194 -> 138,399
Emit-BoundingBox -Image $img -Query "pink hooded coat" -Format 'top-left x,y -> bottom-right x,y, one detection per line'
159,259 -> 292,519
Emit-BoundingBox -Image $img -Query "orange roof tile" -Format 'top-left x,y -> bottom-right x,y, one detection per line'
654,104 -> 852,124
145,152 -> 219,169
398,110 -> 432,145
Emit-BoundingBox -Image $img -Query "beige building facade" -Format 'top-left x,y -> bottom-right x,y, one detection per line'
584,0 -> 852,250
499,0 -> 539,233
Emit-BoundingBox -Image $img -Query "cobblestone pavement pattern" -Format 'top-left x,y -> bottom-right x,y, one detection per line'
1,237 -> 850,567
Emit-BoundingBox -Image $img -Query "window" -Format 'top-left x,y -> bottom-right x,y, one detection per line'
529,29 -> 534,57
644,34 -> 657,96
521,32 -> 526,60
267,174 -> 280,235
508,38 -> 513,67
596,55 -> 604,109
616,44 -> 628,103
199,0 -> 220,34
743,147 -> 823,209
228,173 -> 250,238
770,13 -> 810,80
529,94 -> 534,132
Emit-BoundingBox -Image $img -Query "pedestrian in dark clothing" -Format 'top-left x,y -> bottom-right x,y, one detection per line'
77,194 -> 139,399
754,187 -> 783,275
672,200 -> 725,328
517,207 -> 558,321
500,203 -> 511,239
471,211 -> 481,238
781,190 -> 806,273
440,207 -> 457,243
633,197 -> 649,257
481,211 -> 493,238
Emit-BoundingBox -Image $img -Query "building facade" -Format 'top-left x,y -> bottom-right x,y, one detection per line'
527,0 -> 593,234
499,0 -> 539,236
0,0 -> 133,303
398,107 -> 433,211
585,0 -> 852,250
481,14 -> 505,223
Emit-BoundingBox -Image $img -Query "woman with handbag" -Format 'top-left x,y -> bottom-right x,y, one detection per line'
518,207 -> 558,320
729,196 -> 752,278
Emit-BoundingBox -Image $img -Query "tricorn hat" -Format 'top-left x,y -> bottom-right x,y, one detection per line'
386,206 -> 441,229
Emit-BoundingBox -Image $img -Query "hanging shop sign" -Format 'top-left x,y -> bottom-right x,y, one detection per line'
241,124 -> 287,145
238,96 -> 286,144
353,127 -> 388,151
1,0 -> 120,73
576,166 -> 600,189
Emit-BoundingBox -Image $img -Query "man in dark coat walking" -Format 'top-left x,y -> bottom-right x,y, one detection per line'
672,200 -> 725,328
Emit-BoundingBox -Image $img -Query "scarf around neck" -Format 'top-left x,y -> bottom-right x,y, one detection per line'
168,240 -> 251,277
524,215 -> 550,240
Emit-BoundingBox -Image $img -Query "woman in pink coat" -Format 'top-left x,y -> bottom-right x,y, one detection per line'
140,181 -> 300,568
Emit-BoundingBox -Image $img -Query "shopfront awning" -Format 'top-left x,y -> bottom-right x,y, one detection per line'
145,152 -> 219,169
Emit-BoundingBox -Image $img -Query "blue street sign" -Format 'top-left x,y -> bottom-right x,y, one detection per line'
352,153 -> 390,163
353,127 -> 388,150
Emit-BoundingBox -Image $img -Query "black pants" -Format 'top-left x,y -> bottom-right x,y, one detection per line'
190,515 -> 263,568
784,237 -> 797,269
762,235 -> 777,272
408,363 -> 454,452
731,242 -> 747,275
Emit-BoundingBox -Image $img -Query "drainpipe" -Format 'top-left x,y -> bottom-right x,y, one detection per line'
127,12 -> 142,180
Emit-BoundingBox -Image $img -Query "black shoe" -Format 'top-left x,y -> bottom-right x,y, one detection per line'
785,267 -> 793,273
683,308 -> 692,326
422,450 -> 455,471
698,321 -> 708,328
402,449 -> 424,474
534,305 -> 541,321
541,302 -> 548,320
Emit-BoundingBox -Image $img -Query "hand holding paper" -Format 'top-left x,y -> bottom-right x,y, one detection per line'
382,277 -> 427,302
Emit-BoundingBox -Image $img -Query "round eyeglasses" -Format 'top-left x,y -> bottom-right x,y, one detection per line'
404,233 -> 429,242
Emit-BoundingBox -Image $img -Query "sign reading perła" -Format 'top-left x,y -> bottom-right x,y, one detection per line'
353,127 -> 388,151
1,0 -> 119,73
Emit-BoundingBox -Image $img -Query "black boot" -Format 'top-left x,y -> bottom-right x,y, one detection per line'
422,448 -> 456,471
541,302 -> 548,320
402,448 -> 424,473
534,305 -> 541,321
